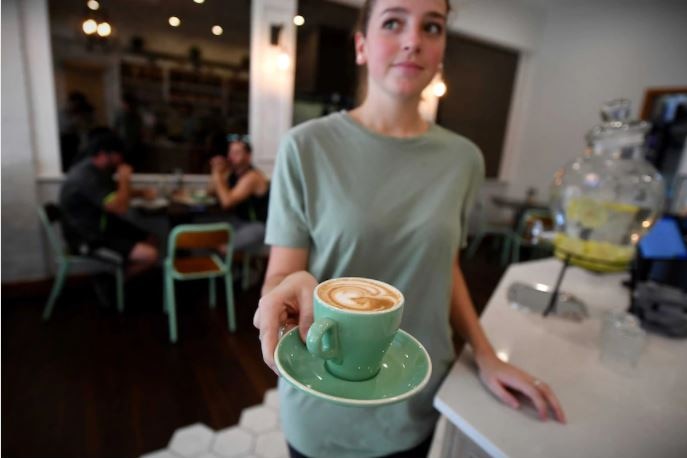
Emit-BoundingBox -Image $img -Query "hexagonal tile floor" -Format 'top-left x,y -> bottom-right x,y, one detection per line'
140,389 -> 285,458
140,388 -> 446,458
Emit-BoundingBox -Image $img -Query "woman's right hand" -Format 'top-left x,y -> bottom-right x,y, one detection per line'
253,271 -> 319,374
209,155 -> 227,173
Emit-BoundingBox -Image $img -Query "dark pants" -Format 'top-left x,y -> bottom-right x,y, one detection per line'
65,215 -> 149,261
193,213 -> 265,251
287,431 -> 434,458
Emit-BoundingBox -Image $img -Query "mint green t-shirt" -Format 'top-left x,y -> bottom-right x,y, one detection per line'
265,112 -> 484,458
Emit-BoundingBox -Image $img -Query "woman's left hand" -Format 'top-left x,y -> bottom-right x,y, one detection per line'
476,353 -> 566,423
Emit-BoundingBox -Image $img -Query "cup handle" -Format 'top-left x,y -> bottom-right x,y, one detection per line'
306,318 -> 340,362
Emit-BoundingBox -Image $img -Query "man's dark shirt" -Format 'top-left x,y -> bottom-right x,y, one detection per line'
59,159 -> 116,246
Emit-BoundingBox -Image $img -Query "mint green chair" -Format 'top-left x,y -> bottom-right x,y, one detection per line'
240,244 -> 270,291
38,203 -> 124,320
164,223 -> 236,343
510,209 -> 554,263
466,194 -> 514,266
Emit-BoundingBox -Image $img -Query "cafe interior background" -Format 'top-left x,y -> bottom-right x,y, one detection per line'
2,0 -> 686,457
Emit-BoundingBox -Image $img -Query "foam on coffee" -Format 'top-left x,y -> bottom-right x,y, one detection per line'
317,278 -> 402,312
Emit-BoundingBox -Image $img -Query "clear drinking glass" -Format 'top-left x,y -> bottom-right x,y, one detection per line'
600,310 -> 647,373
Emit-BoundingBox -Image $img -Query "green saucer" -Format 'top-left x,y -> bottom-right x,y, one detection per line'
275,328 -> 431,407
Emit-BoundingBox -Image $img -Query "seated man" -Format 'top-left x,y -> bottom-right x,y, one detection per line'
209,136 -> 269,251
59,127 -> 158,270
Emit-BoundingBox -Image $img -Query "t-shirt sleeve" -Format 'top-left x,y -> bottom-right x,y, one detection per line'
461,149 -> 485,248
264,135 -> 310,248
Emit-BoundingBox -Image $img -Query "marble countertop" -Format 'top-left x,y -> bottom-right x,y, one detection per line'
434,258 -> 687,458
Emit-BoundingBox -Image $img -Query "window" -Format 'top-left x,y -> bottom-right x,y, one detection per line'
49,0 -> 251,174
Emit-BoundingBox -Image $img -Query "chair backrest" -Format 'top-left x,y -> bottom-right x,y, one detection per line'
469,181 -> 512,231
37,203 -> 67,258
517,209 -> 554,244
167,223 -> 233,260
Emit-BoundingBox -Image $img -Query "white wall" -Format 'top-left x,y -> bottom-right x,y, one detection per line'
509,0 -> 687,197
1,0 -> 49,282
448,0 -> 545,52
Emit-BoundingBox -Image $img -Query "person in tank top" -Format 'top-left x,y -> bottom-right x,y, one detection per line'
209,137 -> 270,251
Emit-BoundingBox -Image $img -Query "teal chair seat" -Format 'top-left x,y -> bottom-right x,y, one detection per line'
164,223 -> 236,343
38,203 -> 124,320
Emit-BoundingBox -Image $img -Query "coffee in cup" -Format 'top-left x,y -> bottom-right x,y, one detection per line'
307,277 -> 404,381
316,277 -> 401,312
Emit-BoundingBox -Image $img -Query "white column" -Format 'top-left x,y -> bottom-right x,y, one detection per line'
249,0 -> 297,176
20,0 -> 62,177
1,0 -> 49,281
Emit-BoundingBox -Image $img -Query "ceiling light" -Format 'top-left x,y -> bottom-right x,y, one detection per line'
193,0 -> 205,4
87,0 -> 100,11
82,18 -> 97,35
293,15 -> 305,26
211,25 -> 223,36
97,21 -> 112,37
169,16 -> 181,27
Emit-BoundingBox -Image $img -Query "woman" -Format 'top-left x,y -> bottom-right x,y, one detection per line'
254,1 -> 566,457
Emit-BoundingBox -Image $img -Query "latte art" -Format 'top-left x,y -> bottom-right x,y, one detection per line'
317,278 -> 402,312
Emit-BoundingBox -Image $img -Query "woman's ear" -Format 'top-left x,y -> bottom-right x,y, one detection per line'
354,31 -> 367,65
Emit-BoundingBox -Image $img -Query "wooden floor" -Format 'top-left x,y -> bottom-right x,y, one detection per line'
1,244 -> 506,458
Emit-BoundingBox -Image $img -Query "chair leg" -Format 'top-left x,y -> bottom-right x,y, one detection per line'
501,234 -> 513,267
115,266 -> 125,313
510,237 -> 521,265
209,277 -> 216,308
466,232 -> 484,259
43,262 -> 69,321
242,253 -> 251,291
165,273 -> 178,343
162,279 -> 168,314
225,273 -> 236,332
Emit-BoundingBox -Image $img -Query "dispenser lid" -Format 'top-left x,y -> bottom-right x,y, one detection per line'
586,99 -> 651,145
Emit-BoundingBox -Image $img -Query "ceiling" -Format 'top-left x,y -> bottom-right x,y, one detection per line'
49,0 -> 252,48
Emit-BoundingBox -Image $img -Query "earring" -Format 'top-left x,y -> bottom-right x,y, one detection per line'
356,53 -> 365,65
433,63 -> 447,97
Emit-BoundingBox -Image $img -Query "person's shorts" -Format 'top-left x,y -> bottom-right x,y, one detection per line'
92,216 -> 149,260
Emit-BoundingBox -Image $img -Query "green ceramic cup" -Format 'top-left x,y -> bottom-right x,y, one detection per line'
306,278 -> 404,381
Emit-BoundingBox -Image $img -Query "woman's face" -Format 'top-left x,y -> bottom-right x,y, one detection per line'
228,141 -> 250,168
356,0 -> 447,100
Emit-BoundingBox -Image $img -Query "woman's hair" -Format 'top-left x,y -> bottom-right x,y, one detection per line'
355,0 -> 452,35
230,140 -> 253,154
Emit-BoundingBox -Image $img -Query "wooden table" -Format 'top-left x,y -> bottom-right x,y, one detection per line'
128,197 -> 224,249
433,258 -> 687,458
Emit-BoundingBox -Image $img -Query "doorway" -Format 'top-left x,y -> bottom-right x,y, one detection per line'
437,34 -> 519,178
